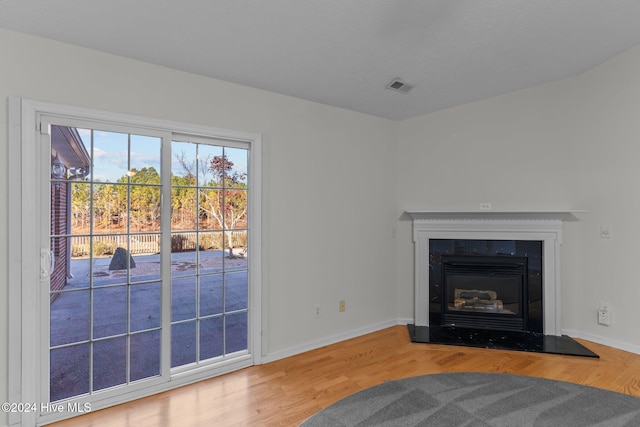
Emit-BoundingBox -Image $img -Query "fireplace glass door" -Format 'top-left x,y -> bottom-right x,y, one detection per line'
442,255 -> 528,331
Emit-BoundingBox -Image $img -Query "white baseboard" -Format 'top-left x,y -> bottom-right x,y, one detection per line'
396,317 -> 414,325
563,329 -> 640,355
261,321 -> 640,365
262,318 -> 402,363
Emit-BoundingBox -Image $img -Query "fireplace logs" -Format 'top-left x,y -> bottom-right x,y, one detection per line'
441,255 -> 527,331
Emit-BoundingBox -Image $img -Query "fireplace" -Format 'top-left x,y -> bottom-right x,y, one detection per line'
405,210 -> 598,357
406,210 -> 571,335
432,242 -> 543,333
442,255 -> 528,331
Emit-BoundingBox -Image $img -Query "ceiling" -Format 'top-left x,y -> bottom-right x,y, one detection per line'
2,0 -> 640,121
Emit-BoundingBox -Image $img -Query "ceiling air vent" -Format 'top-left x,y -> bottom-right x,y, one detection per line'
386,78 -> 413,94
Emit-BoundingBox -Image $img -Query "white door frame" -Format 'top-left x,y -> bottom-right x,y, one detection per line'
8,98 -> 264,426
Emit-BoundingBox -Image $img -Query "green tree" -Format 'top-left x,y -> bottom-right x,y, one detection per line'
126,167 -> 161,231
92,183 -> 125,231
71,180 -> 91,232
171,174 -> 197,230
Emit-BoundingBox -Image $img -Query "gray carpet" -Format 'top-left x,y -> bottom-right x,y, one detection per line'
300,372 -> 640,426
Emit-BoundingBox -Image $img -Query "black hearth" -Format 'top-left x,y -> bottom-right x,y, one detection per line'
407,324 -> 599,358
408,239 -> 598,357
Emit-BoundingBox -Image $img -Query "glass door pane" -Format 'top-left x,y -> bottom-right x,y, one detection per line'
49,125 -> 162,401
170,139 -> 249,368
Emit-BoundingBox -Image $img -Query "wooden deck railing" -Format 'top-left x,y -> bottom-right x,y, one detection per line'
70,231 -> 247,257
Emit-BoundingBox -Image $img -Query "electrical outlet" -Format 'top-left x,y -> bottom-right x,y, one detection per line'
339,300 -> 346,312
600,225 -> 612,239
598,303 -> 611,326
314,304 -> 320,318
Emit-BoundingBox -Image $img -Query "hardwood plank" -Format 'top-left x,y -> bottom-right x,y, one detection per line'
49,326 -> 640,426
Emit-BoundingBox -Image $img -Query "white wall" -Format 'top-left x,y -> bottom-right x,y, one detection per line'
4,24 -> 640,425
396,43 -> 640,352
0,28 -> 398,420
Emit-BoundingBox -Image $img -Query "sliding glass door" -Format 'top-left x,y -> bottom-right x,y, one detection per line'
170,137 -> 249,369
49,125 -> 165,401
19,106 -> 261,425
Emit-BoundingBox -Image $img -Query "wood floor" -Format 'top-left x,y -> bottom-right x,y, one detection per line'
50,325 -> 640,427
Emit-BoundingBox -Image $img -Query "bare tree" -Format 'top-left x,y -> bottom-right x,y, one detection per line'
175,150 -> 247,257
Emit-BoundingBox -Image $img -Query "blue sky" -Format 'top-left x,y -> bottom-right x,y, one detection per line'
78,128 -> 247,184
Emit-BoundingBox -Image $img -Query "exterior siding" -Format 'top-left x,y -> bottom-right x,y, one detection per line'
50,182 -> 68,301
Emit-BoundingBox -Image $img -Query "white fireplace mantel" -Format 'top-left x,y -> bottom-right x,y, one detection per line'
407,210 -> 585,336
406,210 -> 584,222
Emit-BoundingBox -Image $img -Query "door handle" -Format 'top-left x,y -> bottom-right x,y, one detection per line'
40,249 -> 51,280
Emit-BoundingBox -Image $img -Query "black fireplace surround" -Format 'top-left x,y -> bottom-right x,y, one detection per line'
431,239 -> 542,334
408,239 -> 598,358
